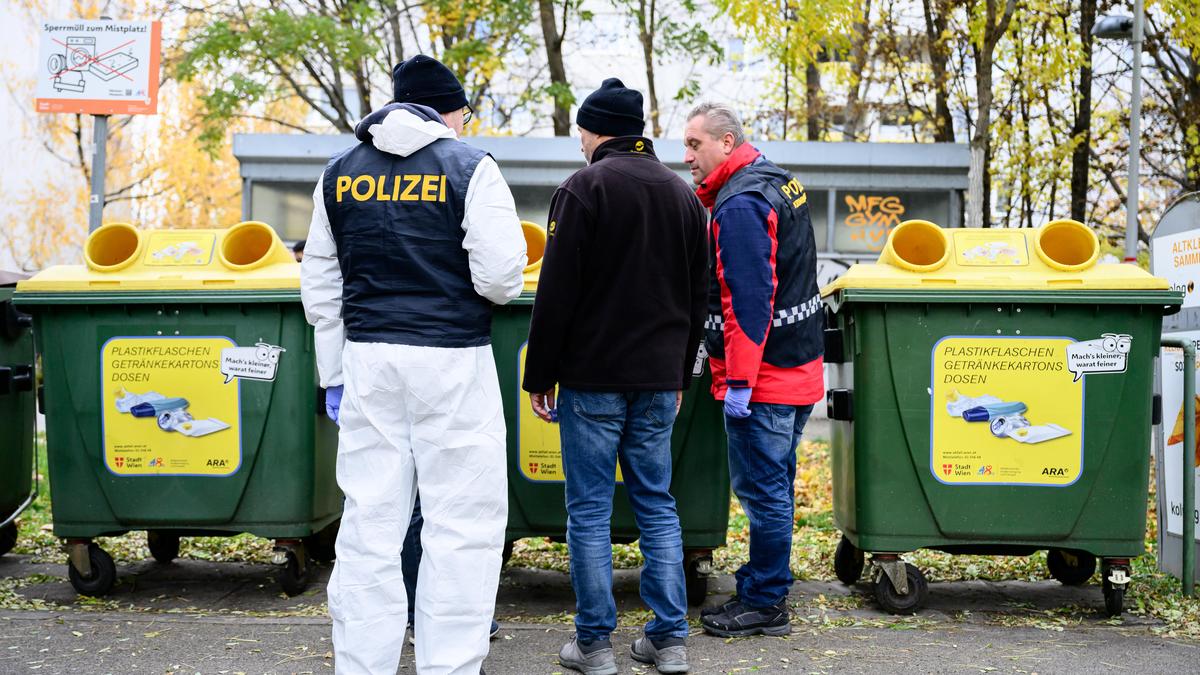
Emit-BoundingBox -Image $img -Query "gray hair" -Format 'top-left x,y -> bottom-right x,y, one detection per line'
687,102 -> 745,147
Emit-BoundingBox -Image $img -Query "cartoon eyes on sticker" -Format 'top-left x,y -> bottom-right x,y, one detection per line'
254,342 -> 285,363
1101,333 -> 1133,354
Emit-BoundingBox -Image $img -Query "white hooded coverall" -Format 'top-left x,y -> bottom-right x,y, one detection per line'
301,107 -> 526,675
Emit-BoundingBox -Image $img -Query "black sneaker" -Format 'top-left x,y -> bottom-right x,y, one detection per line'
700,595 -> 741,618
700,598 -> 790,637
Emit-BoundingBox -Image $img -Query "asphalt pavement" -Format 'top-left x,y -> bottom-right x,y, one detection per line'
2,553 -> 1196,674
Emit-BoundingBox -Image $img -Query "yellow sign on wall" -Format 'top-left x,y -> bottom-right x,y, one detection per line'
931,336 -> 1084,486
101,337 -> 241,476
516,343 -> 623,483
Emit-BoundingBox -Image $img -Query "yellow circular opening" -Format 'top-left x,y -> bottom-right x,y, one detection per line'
522,221 -> 547,270
885,220 -> 950,272
1036,219 -> 1099,271
84,222 -> 142,271
220,221 -> 277,270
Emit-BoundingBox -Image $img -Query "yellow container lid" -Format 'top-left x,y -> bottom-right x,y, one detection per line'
18,222 -> 299,293
822,219 -> 1170,295
521,221 -> 545,294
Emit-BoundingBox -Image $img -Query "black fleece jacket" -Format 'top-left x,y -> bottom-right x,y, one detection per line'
522,137 -> 709,393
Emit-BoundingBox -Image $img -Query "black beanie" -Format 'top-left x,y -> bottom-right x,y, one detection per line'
392,55 -> 468,114
576,78 -> 645,137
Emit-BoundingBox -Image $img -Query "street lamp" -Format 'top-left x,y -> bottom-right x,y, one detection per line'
1093,15 -> 1134,40
1093,9 -> 1143,264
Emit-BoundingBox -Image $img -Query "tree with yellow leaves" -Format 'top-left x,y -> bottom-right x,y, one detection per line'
175,0 -> 540,148
714,0 -> 862,140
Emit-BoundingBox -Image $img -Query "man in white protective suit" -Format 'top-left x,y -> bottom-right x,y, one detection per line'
301,54 -> 527,674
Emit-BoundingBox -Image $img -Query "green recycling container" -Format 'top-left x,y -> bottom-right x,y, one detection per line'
14,222 -> 341,597
823,219 -> 1181,617
0,277 -> 36,558
495,223 -> 730,605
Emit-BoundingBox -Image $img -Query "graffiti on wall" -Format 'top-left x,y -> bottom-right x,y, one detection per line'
843,194 -> 906,252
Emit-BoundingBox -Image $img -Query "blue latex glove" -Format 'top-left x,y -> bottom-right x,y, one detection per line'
724,386 -> 752,419
325,385 -> 344,425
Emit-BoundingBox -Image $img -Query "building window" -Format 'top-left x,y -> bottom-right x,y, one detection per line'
833,190 -> 951,254
805,188 -> 829,252
511,185 -> 558,228
250,182 -> 315,241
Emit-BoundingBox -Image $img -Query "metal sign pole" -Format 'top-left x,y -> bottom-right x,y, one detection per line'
1124,0 -> 1144,263
88,114 -> 108,233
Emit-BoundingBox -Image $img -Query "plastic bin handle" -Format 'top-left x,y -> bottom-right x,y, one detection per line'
0,365 -> 30,395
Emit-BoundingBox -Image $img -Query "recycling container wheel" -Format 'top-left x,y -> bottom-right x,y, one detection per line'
0,522 -> 16,557
834,535 -> 864,585
303,519 -> 338,564
1046,548 -> 1096,586
68,543 -> 116,596
686,557 -> 709,606
1100,560 -> 1128,617
279,550 -> 311,597
1102,577 -> 1125,616
873,563 -> 928,615
147,531 -> 180,564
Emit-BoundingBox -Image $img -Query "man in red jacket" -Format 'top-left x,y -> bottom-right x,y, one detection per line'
683,103 -> 825,637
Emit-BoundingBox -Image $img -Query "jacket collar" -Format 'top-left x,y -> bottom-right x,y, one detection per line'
591,136 -> 657,164
696,143 -> 762,208
353,102 -> 455,157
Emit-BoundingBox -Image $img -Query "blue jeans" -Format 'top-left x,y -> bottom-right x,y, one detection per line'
558,387 -> 688,643
401,497 -> 423,626
725,402 -> 814,608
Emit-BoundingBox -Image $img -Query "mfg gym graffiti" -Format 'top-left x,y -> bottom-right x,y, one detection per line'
844,194 -> 906,251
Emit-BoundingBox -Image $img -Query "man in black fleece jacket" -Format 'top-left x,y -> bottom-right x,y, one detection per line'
522,78 -> 708,675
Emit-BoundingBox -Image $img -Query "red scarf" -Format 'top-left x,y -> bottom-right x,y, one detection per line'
696,143 -> 762,209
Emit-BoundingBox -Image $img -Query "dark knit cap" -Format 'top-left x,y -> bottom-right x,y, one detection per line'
391,55 -> 468,114
576,78 -> 645,137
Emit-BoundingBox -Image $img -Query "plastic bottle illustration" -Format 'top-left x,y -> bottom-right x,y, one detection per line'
114,387 -> 166,413
961,400 -> 1028,422
130,397 -> 189,418
945,389 -> 1002,417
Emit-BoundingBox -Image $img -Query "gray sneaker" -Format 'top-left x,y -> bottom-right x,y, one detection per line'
558,635 -> 618,675
630,636 -> 689,673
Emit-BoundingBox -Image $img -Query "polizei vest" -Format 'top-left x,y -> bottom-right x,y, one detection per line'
706,157 -> 825,368
323,135 -> 491,348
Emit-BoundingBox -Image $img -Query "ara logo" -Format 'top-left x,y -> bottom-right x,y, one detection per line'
528,463 -> 539,475
207,459 -> 228,468
1042,467 -> 1068,476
